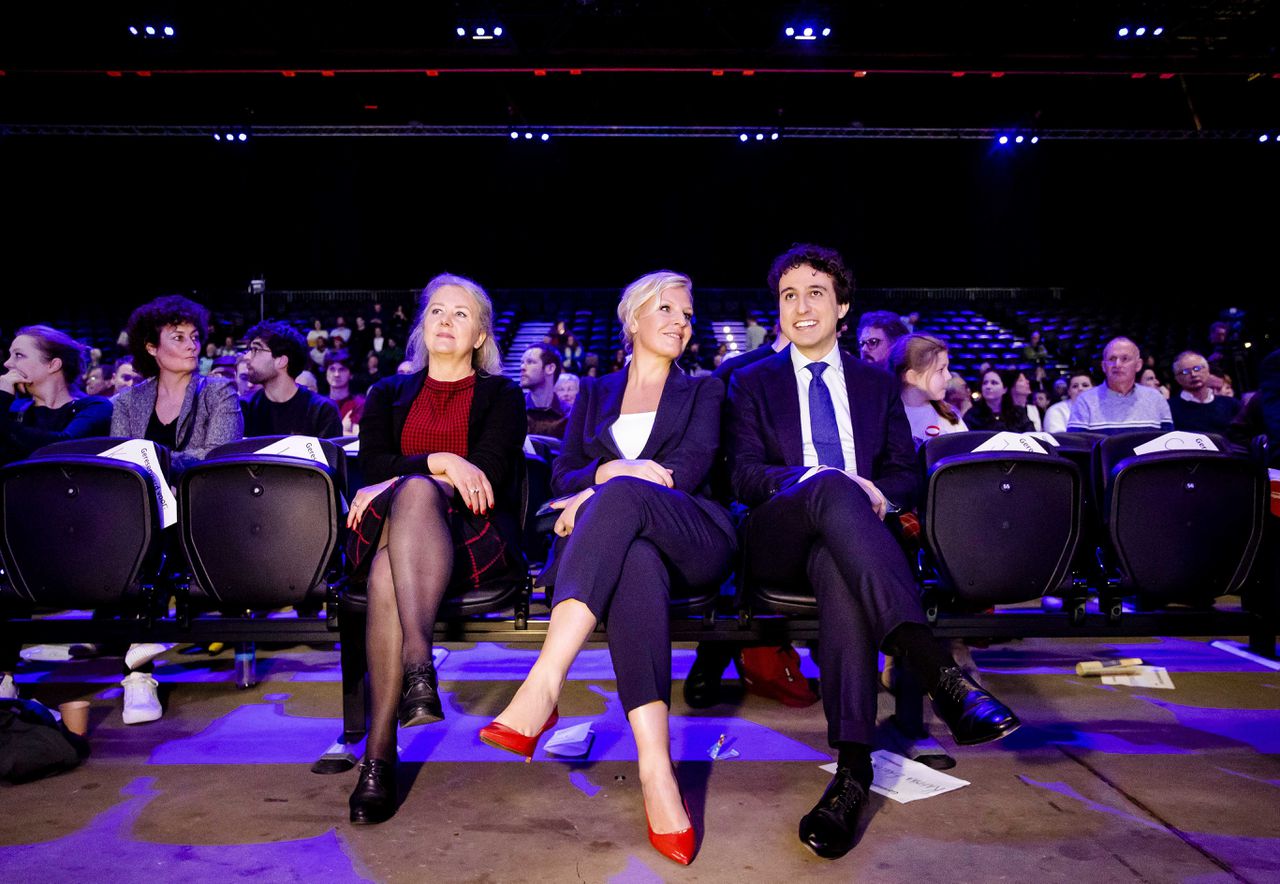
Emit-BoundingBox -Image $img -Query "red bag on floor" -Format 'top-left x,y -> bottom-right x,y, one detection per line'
735,645 -> 819,708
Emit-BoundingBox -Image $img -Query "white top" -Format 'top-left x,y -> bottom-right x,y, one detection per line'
1026,403 -> 1042,432
1043,400 -> 1072,434
790,343 -> 857,471
611,411 -> 657,460
903,402 -> 966,449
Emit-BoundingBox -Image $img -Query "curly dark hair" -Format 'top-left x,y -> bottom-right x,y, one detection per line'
246,320 -> 308,379
126,294 -> 210,378
766,243 -> 855,306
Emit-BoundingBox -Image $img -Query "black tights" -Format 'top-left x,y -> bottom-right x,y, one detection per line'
364,477 -> 454,762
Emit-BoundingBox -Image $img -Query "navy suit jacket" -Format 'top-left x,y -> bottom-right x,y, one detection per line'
551,367 -> 734,537
727,346 -> 920,510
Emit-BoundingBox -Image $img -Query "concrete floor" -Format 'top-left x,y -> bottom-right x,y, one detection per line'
1,634 -> 1278,884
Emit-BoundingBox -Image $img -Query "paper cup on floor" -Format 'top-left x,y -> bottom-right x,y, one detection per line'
59,700 -> 91,736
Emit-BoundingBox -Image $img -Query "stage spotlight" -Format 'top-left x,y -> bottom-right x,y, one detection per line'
1015,135 -> 1024,143
145,25 -> 155,36
213,133 -> 221,141
540,133 -> 549,142
822,27 -> 831,37
163,26 -> 174,37
739,133 -> 748,142
510,131 -> 519,139
524,132 -> 533,139
1135,26 -> 1146,36
1118,26 -> 1130,37
128,26 -> 138,36
456,27 -> 466,37
1261,134 -> 1270,143
770,132 -> 779,141
1030,136 -> 1040,144
785,27 -> 794,37
237,133 -> 247,142
755,133 -> 764,141
1153,27 -> 1164,35
494,27 -> 503,37
998,135 -> 1009,145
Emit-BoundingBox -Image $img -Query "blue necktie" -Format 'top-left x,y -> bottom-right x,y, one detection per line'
806,362 -> 845,469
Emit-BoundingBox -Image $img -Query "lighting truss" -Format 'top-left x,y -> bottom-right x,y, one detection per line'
0,123 -> 1272,141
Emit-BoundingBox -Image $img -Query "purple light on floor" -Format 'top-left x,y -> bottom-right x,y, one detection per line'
1018,776 -> 1165,830
0,777 -> 371,881
569,771 -> 601,797
609,856 -> 667,883
968,637 -> 1268,675
1137,696 -> 1280,754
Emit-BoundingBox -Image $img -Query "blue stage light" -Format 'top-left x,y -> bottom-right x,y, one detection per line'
1135,27 -> 1146,36
1261,134 -> 1271,143
524,132 -> 533,140
739,133 -> 748,142
1030,136 -> 1040,144
237,133 -> 247,142
145,25 -> 155,36
213,133 -> 221,141
540,133 -> 549,142
456,27 -> 466,37
494,27 -> 503,37
1118,26 -> 1130,37
510,131 -> 519,140
785,27 -> 794,37
770,132 -> 779,141
998,135 -> 1009,145
129,26 -> 138,36
822,28 -> 831,37
803,27 -> 813,37
1153,27 -> 1164,36
163,26 -> 174,37
1015,135 -> 1024,144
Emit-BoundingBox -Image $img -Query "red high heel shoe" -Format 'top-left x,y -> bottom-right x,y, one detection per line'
647,798 -> 696,866
478,707 -> 559,761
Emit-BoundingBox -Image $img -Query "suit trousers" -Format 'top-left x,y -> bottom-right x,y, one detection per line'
742,469 -> 926,746
551,476 -> 736,713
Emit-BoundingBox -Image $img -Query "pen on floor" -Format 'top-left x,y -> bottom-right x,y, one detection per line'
709,732 -> 727,760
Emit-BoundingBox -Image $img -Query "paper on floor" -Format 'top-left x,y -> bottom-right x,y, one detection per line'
544,722 -> 594,757
821,750 -> 970,804
1101,666 -> 1175,689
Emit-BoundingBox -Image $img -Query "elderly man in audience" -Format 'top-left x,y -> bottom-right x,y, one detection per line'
1067,337 -> 1172,434
241,321 -> 342,438
855,310 -> 909,371
728,244 -> 1020,860
519,343 -> 569,438
1168,350 -> 1241,434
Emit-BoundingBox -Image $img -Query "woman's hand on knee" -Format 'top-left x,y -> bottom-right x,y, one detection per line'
552,488 -> 595,537
347,478 -> 398,528
595,459 -> 673,487
432,453 -> 494,515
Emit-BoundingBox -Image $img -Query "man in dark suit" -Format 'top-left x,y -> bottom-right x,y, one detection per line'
727,244 -> 1020,860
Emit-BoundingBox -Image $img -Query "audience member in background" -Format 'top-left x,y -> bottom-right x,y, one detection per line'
396,359 -> 414,376
369,324 -> 386,360
1043,372 -> 1093,433
1021,330 -> 1049,366
113,356 -> 142,392
329,315 -> 352,346
84,363 -> 115,397
1169,350 -> 1240,434
519,344 -> 568,438
388,304 -> 410,341
1219,373 -> 1236,398
1068,337 -> 1172,434
855,310 -> 909,370
891,334 -> 966,446
217,334 -> 238,357
380,335 -> 405,370
295,370 -> 319,393
555,372 -> 580,411
944,375 -> 974,421
1208,320 -> 1251,392
345,273 -> 525,825
562,333 -> 585,374
964,369 -> 1035,432
900,311 -> 920,334
1052,376 -> 1069,402
679,341 -> 704,373
349,316 -> 372,364
199,342 -> 217,375
583,352 -> 601,378
325,349 -> 365,435
609,348 -> 628,374
744,314 -> 767,349
484,271 -> 733,866
1139,366 -> 1171,399
309,335 -> 329,373
0,325 -> 113,467
306,319 -> 328,348
547,319 -> 569,350
1227,348 -> 1280,462
110,294 -> 244,725
1008,371 -> 1042,431
361,353 -> 384,390
241,321 -> 342,439
235,354 -> 260,399
1032,388 -> 1051,414
208,354 -> 237,383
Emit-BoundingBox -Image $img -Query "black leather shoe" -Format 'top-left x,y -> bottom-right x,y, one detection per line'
349,758 -> 397,825
798,767 -> 868,859
399,661 -> 444,727
930,666 -> 1021,746
682,644 -> 731,709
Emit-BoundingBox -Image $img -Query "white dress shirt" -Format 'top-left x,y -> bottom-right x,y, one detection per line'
611,411 -> 656,460
790,343 -> 858,476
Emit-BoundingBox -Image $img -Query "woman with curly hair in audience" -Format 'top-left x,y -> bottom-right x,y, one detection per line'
481,271 -> 735,865
109,294 -> 243,725
0,325 -> 113,467
964,368 -> 1035,433
344,273 -> 526,825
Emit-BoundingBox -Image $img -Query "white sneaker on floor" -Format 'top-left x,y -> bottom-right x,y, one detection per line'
0,674 -> 17,699
121,672 -> 162,724
124,642 -> 174,671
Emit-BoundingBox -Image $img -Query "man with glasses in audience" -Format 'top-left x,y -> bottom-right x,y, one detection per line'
241,321 -> 342,438
1168,350 -> 1241,434
855,310 -> 909,371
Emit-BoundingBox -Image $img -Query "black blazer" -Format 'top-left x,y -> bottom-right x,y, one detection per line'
359,369 -> 526,546
551,367 -> 734,538
727,346 -> 920,510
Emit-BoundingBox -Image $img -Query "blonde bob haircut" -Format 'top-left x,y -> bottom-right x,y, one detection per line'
406,273 -> 503,376
617,270 -> 694,354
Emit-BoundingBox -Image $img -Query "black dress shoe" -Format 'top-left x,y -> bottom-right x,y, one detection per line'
930,666 -> 1021,746
682,644 -> 731,709
798,767 -> 868,859
399,661 -> 444,727
349,758 -> 397,825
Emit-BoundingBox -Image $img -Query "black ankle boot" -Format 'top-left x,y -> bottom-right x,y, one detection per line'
349,757 -> 397,824
399,660 -> 444,727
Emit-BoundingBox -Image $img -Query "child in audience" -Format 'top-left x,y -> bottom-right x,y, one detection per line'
890,334 -> 966,447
